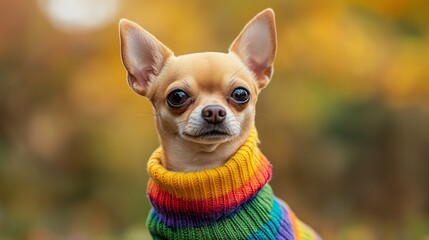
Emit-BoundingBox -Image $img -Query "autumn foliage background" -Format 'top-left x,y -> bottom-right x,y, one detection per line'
1,0 -> 429,239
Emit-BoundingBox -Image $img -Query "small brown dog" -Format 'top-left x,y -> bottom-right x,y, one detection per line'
120,9 -> 320,240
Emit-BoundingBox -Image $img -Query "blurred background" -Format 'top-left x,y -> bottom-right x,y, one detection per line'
1,0 -> 428,239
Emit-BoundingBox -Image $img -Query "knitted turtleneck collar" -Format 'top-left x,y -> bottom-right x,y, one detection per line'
146,128 -> 320,240
147,127 -> 271,214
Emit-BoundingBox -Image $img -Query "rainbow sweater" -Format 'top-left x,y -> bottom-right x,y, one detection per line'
146,128 -> 320,239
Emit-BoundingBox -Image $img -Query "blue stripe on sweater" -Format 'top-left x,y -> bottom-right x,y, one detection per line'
247,198 -> 295,240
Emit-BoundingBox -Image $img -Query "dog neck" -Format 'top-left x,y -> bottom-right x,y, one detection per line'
158,132 -> 250,172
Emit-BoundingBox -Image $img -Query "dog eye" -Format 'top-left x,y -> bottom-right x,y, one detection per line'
231,87 -> 250,103
167,90 -> 189,108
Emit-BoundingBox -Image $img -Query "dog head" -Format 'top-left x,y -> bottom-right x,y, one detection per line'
119,9 -> 276,171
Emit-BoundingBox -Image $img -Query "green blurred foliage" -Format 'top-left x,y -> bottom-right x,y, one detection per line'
1,0 -> 429,239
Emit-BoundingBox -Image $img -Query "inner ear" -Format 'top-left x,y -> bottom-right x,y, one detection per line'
119,19 -> 173,96
229,9 -> 277,89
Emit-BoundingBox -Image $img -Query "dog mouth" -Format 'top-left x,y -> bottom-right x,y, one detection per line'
188,130 -> 230,138
182,129 -> 234,142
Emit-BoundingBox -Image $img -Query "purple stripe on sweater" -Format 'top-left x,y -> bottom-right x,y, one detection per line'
274,197 -> 295,240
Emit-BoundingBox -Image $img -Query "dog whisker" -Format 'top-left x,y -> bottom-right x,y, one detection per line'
228,65 -> 247,84
255,112 -> 272,120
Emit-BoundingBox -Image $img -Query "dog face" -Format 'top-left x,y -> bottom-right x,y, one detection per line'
145,52 -> 259,145
119,9 -> 276,170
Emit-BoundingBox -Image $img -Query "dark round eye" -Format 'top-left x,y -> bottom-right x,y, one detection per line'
231,87 -> 250,103
167,90 -> 189,108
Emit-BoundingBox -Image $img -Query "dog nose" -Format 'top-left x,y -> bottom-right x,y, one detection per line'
202,105 -> 226,124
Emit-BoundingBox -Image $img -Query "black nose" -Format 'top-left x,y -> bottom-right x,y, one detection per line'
202,105 -> 226,124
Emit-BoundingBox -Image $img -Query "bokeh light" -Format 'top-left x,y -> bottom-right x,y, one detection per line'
37,0 -> 120,33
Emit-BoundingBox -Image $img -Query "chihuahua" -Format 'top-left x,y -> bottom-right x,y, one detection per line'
119,9 -> 320,240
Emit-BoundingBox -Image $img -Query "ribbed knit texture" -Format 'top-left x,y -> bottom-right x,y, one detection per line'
146,128 -> 321,240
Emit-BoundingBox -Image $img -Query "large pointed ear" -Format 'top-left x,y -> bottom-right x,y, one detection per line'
229,9 -> 277,89
119,19 -> 173,96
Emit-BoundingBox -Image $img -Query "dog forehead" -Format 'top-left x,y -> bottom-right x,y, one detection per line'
166,52 -> 253,89
174,52 -> 243,70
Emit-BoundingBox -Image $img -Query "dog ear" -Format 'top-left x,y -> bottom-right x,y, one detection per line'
229,9 -> 277,89
119,19 -> 173,96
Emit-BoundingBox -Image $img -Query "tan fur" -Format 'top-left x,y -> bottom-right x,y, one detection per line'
119,9 -> 277,172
